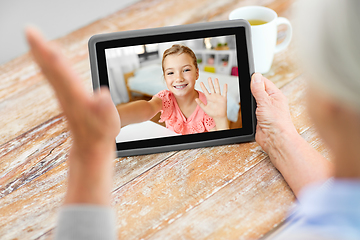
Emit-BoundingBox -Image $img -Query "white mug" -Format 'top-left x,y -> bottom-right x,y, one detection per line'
229,6 -> 292,73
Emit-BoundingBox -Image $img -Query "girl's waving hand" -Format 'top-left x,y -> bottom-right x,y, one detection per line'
195,77 -> 229,130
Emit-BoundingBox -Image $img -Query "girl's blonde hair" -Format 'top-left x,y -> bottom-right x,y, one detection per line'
162,44 -> 198,72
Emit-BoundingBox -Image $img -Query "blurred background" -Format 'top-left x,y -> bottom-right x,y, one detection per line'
0,0 -> 140,65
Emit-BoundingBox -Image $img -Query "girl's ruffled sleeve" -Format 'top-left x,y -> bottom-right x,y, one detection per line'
154,90 -> 173,122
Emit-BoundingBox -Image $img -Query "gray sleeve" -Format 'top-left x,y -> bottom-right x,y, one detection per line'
54,205 -> 117,240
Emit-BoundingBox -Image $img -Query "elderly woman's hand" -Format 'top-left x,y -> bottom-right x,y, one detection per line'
251,73 -> 333,196
251,73 -> 297,154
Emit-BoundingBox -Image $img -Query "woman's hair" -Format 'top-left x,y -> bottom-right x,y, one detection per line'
162,44 -> 198,72
296,0 -> 360,111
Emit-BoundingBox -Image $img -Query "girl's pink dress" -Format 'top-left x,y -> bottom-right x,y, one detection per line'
154,90 -> 216,135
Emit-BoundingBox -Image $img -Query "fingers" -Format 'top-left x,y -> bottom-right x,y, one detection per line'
213,77 -> 221,94
25,26 -> 89,110
251,73 -> 282,100
208,77 -> 216,93
201,78 -> 228,99
250,73 -> 266,101
93,87 -> 114,111
195,98 -> 206,111
263,77 -> 282,97
200,82 -> 210,96
250,73 -> 269,102
223,83 -> 228,99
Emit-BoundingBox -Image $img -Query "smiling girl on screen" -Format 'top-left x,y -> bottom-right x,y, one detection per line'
118,44 -> 229,134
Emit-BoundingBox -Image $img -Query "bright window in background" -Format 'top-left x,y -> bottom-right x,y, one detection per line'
138,44 -> 159,62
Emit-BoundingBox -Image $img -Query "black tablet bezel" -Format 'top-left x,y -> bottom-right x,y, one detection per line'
89,20 -> 256,157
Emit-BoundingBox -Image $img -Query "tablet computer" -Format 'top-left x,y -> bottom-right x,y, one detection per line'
89,20 -> 256,157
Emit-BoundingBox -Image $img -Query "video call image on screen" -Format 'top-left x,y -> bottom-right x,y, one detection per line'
104,35 -> 241,143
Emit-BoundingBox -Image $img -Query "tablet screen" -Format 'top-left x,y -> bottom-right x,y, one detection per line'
92,23 -> 254,154
104,35 -> 241,144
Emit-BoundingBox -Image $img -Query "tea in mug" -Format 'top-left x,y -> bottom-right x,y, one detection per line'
248,19 -> 268,26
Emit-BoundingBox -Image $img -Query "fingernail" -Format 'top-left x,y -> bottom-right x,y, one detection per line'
254,73 -> 262,83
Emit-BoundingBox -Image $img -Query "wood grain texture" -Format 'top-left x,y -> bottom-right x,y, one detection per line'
147,158 -> 294,240
0,115 -> 69,199
34,128 -> 326,240
111,143 -> 267,239
0,148 -> 178,239
0,160 -> 68,240
0,0 -> 329,239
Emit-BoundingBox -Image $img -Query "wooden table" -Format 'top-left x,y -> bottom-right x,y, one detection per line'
0,0 -> 330,239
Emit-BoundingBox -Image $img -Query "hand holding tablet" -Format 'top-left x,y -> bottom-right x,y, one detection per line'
89,20 -> 256,156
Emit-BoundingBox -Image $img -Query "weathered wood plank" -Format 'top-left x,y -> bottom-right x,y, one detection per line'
147,158 -> 294,240
0,150 -> 177,239
146,131 -> 330,240
0,115 -> 70,199
104,0 -> 293,28
0,161 -> 67,240
0,60 -> 94,146
36,126 -> 330,240
110,143 -> 266,239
